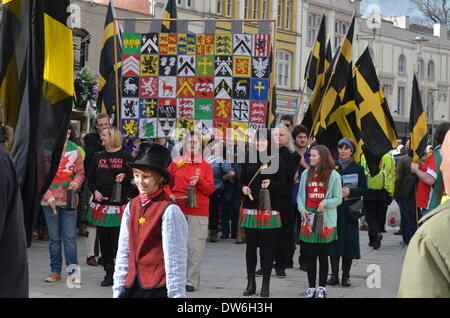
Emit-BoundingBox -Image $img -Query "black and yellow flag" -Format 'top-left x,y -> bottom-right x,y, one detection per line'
301,14 -> 326,131
409,74 -> 428,163
315,67 -> 362,160
314,14 -> 356,132
161,0 -> 177,33
355,47 -> 398,175
0,0 -> 73,246
97,0 -> 122,116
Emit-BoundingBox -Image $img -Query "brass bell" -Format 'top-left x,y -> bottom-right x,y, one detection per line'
65,189 -> 78,210
257,188 -> 271,211
186,186 -> 198,208
110,182 -> 122,204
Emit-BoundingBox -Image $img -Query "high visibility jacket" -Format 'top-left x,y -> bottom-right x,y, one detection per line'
360,153 -> 396,197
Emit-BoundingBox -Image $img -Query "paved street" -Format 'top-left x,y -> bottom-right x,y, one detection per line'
28,225 -> 406,298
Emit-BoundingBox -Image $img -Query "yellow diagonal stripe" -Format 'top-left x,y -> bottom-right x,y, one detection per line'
102,22 -> 115,48
43,13 -> 73,104
410,112 -> 428,163
2,0 -> 15,5
162,11 -> 171,30
356,71 -> 397,144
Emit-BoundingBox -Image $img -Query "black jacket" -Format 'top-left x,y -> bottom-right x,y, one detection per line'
84,131 -> 105,173
0,143 -> 29,297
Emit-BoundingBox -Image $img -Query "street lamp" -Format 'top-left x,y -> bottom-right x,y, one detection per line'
429,87 -> 438,138
412,36 -> 429,78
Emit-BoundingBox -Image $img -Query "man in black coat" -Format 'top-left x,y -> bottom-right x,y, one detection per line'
0,125 -> 29,297
84,113 -> 111,172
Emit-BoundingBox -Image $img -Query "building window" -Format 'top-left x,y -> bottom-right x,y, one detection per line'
244,0 -> 249,19
276,50 -> 291,89
383,84 -> 392,103
398,55 -> 406,74
149,0 -> 156,15
334,21 -> 348,51
262,0 -> 268,19
253,0 -> 259,19
225,0 -> 232,16
428,60 -> 435,81
217,0 -> 222,15
307,13 -> 320,46
286,0 -> 291,30
277,1 -> 282,27
397,86 -> 405,116
73,28 -> 90,71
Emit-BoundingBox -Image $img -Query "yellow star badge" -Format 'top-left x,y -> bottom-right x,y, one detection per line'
139,217 -> 146,225
177,159 -> 185,168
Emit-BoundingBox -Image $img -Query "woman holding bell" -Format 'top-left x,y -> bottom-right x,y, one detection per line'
165,132 -> 215,293
240,128 -> 286,298
297,145 -> 342,298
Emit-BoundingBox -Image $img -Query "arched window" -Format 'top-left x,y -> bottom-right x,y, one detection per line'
276,50 -> 292,89
398,55 -> 406,74
428,60 -> 435,81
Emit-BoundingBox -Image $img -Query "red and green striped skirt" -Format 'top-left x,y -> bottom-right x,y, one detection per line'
240,209 -> 282,230
86,202 -> 125,227
299,208 -> 337,243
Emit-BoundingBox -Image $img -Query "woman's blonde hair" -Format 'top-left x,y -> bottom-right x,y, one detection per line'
106,126 -> 123,148
275,124 -> 296,152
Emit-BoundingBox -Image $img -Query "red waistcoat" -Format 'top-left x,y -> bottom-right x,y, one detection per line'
124,191 -> 174,289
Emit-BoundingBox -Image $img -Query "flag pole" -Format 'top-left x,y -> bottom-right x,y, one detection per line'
294,14 -> 325,126
113,18 -> 120,128
294,71 -> 310,125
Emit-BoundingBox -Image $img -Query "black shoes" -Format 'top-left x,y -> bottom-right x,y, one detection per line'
255,268 -> 263,277
260,275 -> 270,297
209,230 -> 218,242
372,233 -> 382,250
327,276 -> 339,286
275,267 -> 286,278
394,230 -> 402,235
341,275 -> 351,287
243,275 -> 256,296
186,285 -> 195,292
101,276 -> 113,287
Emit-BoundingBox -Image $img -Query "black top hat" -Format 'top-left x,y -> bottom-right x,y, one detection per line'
127,142 -> 172,185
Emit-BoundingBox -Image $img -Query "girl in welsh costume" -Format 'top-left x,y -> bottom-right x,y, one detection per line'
240,129 -> 286,298
297,145 -> 342,298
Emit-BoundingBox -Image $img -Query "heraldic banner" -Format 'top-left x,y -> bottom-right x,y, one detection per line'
120,31 -> 272,141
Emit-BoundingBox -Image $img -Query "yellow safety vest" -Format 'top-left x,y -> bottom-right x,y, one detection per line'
360,153 -> 396,197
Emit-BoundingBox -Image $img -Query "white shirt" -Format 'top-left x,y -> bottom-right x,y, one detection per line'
113,201 -> 188,298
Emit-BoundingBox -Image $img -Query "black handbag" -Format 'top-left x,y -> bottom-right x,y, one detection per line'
347,198 -> 365,220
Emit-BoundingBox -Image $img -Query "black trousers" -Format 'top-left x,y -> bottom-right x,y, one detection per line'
363,200 -> 388,242
304,242 -> 330,288
245,228 -> 277,276
97,226 -> 120,274
119,279 -> 168,298
208,189 -> 224,232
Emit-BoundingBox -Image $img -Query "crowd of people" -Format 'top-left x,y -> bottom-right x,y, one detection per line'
2,112 -> 450,298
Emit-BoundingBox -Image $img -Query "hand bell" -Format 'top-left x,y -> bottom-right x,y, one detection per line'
257,188 -> 271,211
186,186 -> 198,208
110,182 -> 122,204
65,189 -> 78,210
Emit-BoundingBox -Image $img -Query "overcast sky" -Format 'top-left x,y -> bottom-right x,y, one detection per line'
360,0 -> 424,19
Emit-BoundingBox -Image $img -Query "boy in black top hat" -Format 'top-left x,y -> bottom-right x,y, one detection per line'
113,143 -> 188,298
